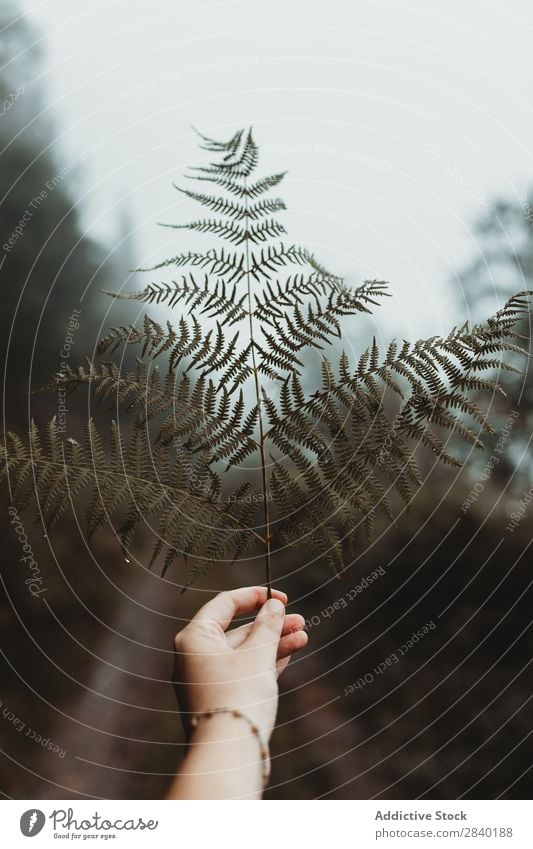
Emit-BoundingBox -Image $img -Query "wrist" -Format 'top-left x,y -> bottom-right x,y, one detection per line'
189,710 -> 251,743
188,709 -> 270,790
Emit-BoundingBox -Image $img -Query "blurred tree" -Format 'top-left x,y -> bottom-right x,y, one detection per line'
0,6 -> 147,804
0,0 -> 134,650
460,194 -> 533,317
0,1 -> 116,427
455,193 -> 533,486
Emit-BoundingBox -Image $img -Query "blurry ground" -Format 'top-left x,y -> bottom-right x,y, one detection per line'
1,477 -> 532,800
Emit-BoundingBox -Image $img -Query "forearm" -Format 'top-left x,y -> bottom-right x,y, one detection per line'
166,713 -> 266,800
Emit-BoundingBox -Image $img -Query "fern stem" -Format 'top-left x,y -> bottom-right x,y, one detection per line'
243,178 -> 272,598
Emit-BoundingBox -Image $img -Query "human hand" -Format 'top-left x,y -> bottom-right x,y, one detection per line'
172,586 -> 308,744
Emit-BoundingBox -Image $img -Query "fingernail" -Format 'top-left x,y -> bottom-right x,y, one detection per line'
264,598 -> 284,614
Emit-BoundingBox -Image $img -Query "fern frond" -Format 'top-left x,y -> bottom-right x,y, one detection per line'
185,170 -> 287,199
1,420 -> 263,567
42,359 -> 259,463
191,125 -> 244,154
249,243 -> 314,279
189,128 -> 259,178
128,247 -> 246,282
160,216 -> 287,245
174,185 -> 286,221
4,124 -> 531,590
159,217 -> 249,245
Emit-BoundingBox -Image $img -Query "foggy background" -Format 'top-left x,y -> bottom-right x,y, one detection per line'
1,0 -> 532,800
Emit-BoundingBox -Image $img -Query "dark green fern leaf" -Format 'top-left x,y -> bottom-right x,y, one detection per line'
3,126 -> 531,591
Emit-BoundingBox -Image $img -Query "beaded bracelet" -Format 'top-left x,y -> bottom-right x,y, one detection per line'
189,707 -> 270,787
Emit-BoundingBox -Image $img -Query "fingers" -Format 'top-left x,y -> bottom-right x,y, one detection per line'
192,586 -> 288,632
246,597 -> 286,660
276,628 -> 308,660
276,630 -> 308,678
226,613 -> 306,650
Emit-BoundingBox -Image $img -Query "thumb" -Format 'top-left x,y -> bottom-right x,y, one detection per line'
247,596 -> 285,660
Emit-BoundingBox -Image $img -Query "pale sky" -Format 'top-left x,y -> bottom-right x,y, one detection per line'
15,0 -> 533,342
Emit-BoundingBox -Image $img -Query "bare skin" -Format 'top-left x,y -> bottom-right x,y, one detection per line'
167,586 -> 308,799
